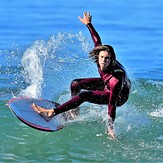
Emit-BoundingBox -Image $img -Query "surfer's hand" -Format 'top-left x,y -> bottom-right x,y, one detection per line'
78,12 -> 92,25
107,128 -> 116,139
107,117 -> 116,139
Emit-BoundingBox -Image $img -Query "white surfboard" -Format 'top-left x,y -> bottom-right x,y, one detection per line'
7,97 -> 64,132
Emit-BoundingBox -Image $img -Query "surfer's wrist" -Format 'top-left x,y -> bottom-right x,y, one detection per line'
86,22 -> 92,26
108,117 -> 114,130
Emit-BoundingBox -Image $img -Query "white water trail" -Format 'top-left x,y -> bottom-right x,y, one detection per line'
20,40 -> 48,98
18,32 -> 91,99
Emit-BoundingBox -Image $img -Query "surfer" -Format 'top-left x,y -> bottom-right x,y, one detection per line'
32,12 -> 131,139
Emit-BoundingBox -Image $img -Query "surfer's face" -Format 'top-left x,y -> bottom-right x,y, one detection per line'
98,51 -> 111,71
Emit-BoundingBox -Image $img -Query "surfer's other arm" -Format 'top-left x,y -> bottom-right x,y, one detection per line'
78,12 -> 102,47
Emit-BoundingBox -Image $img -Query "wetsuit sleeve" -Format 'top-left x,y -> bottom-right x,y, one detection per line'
107,77 -> 123,123
86,23 -> 102,47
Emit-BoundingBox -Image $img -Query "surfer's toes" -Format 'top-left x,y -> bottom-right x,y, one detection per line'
32,103 -> 40,113
31,103 -> 56,121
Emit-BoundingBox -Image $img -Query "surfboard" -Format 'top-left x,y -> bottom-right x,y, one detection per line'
7,97 -> 64,132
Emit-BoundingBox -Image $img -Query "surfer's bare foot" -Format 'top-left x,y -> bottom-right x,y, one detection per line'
32,103 -> 55,121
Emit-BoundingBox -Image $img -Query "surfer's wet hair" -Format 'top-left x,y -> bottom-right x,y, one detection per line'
89,45 -> 116,65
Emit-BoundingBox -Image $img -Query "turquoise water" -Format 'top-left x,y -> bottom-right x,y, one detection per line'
0,0 -> 163,162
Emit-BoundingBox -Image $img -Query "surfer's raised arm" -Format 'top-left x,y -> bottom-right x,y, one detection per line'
78,12 -> 102,47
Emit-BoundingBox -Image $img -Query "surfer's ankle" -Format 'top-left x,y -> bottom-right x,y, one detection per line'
47,109 -> 55,117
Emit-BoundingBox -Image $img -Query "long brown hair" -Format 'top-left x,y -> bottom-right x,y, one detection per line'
89,45 -> 116,65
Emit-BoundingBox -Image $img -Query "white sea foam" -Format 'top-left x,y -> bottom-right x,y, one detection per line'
20,41 -> 46,98
18,32 -> 92,99
150,108 -> 163,118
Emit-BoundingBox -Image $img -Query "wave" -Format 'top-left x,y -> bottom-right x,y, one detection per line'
0,32 -> 162,122
18,32 -> 94,99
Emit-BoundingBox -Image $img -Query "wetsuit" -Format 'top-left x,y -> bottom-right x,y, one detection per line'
54,23 -> 131,123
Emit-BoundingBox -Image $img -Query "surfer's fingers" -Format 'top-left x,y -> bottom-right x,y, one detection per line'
78,16 -> 82,22
84,11 -> 87,17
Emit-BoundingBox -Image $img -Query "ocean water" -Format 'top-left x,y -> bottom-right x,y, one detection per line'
0,0 -> 163,162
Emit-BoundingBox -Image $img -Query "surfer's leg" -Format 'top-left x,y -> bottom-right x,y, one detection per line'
32,90 -> 109,121
79,90 -> 109,104
55,95 -> 84,116
32,82 -> 108,121
65,78 -> 105,119
54,90 -> 109,115
32,103 -> 55,121
70,78 -> 104,96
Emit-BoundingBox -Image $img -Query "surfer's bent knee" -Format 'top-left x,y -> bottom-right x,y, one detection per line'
70,79 -> 83,93
71,79 -> 82,86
